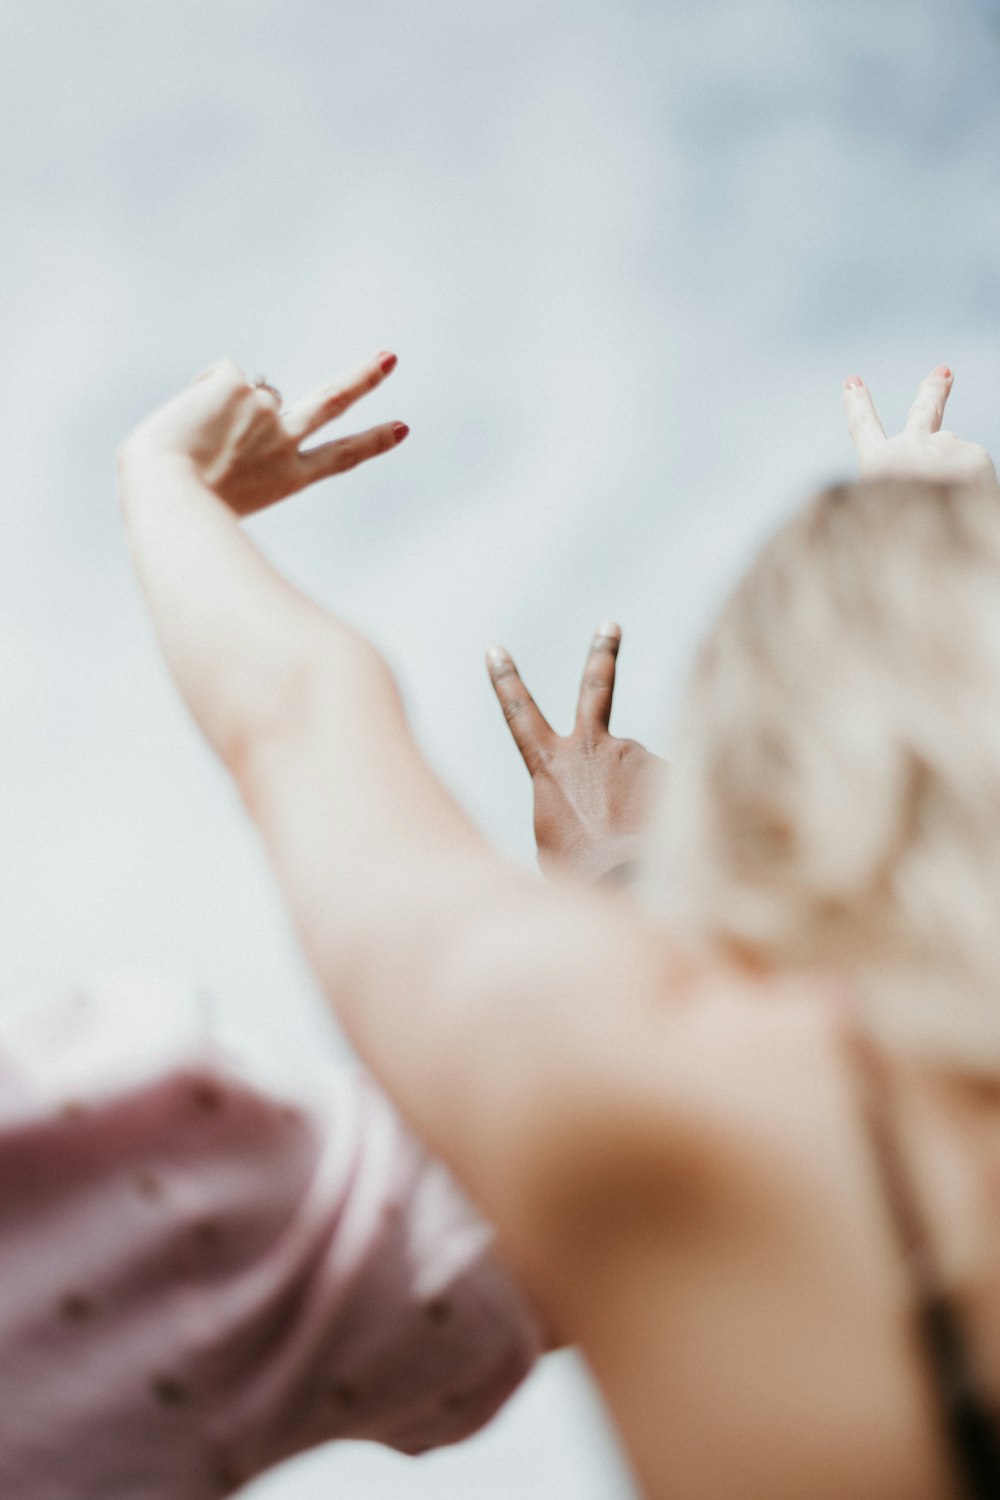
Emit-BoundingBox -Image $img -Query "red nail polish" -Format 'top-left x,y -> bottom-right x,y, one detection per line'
378,352 -> 398,375
844,375 -> 864,390
933,365 -> 952,379
392,422 -> 409,444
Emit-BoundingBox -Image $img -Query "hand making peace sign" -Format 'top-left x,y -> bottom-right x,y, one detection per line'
120,351 -> 409,516
843,365 -> 997,486
487,624 -> 665,881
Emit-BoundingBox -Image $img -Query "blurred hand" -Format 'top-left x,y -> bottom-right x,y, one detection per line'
119,352 -> 409,516
487,624 -> 665,881
843,366 -> 997,487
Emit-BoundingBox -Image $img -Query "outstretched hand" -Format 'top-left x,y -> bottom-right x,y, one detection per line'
843,366 -> 997,487
119,352 -> 409,516
487,625 -> 665,881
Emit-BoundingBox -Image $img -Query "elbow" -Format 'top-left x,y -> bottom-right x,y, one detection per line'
222,651 -> 324,790
226,627 -> 401,799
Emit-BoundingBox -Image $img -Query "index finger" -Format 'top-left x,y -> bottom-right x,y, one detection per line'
905,366 -> 954,435
486,647 -> 555,777
842,377 -> 887,461
283,351 -> 399,442
575,622 -> 621,734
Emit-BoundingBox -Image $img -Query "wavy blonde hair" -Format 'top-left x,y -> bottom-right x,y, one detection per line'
644,479 -> 1000,1070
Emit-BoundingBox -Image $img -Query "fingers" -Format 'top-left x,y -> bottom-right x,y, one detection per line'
575,622 -> 621,735
842,377 -> 887,461
252,378 -> 283,410
485,647 -> 555,776
298,420 -> 409,483
283,351 -> 399,442
905,365 -> 954,435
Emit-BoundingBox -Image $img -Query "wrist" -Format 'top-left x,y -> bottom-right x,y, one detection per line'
118,446 -> 205,512
585,834 -> 644,884
596,858 -> 642,888
541,834 -> 645,885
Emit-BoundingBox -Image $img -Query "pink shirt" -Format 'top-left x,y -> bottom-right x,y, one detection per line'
0,976 -> 542,1497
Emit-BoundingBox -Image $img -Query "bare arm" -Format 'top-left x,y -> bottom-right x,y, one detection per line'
119,356 -> 682,1282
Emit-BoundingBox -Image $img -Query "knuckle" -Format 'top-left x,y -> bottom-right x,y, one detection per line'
530,742 -> 555,774
222,361 -> 249,391
503,697 -> 533,724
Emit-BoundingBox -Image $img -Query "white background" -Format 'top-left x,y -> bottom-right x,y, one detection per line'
2,2 -> 1000,1495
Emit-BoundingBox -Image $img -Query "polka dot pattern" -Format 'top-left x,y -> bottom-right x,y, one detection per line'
0,979 -> 543,1496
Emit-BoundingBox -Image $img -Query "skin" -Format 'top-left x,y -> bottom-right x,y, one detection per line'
487,365 -> 1000,889
119,357 -> 1000,1500
843,364 -> 998,487
485,628 -> 665,881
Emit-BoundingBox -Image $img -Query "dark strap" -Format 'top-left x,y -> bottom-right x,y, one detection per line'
841,1013 -> 1000,1500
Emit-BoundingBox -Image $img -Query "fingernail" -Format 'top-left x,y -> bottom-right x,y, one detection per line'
486,646 -> 510,671
844,375 -> 864,390
933,364 -> 952,379
596,620 -> 621,638
392,421 -> 409,444
378,352 -> 398,375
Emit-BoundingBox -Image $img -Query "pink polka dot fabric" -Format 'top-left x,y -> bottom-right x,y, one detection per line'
0,977 -> 542,1496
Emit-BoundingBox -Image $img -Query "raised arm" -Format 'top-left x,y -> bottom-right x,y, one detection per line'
118,357 -> 679,1281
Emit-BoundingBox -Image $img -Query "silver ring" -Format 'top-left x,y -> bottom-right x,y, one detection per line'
252,376 -> 282,405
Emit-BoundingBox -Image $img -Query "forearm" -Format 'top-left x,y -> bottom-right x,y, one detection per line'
121,449 -> 348,766
121,448 -> 517,1094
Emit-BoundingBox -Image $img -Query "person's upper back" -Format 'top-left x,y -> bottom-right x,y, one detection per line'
533,967 -> 1000,1500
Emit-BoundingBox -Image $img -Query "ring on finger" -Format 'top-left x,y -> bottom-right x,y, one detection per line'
252,376 -> 283,406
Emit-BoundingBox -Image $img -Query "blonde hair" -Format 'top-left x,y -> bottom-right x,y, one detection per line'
643,479 -> 1000,1071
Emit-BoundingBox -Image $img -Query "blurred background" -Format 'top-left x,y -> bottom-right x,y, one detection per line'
2,1 -> 999,1494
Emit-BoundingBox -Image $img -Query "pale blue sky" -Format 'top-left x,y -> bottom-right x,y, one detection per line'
1,3 -> 999,1496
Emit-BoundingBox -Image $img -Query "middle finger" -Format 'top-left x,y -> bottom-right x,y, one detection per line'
905,366 -> 954,435
575,623 -> 621,735
283,351 -> 399,442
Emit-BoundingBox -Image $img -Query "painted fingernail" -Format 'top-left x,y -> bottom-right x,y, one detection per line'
486,646 -> 510,671
378,352 -> 398,375
596,620 -> 621,638
844,376 -> 864,390
392,422 -> 410,444
933,365 -> 952,379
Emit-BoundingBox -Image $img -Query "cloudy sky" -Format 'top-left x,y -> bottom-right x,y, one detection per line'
2,2 -> 999,1496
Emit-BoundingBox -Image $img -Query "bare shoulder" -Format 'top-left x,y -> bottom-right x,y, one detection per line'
517,969 -> 947,1500
457,891 -> 848,1282
524,964 -> 847,1244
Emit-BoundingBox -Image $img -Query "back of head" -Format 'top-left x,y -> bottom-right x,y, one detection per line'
644,478 -> 1000,1071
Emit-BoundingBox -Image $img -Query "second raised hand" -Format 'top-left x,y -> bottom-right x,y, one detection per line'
121,350 -> 410,518
843,366 -> 997,487
487,625 -> 665,881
